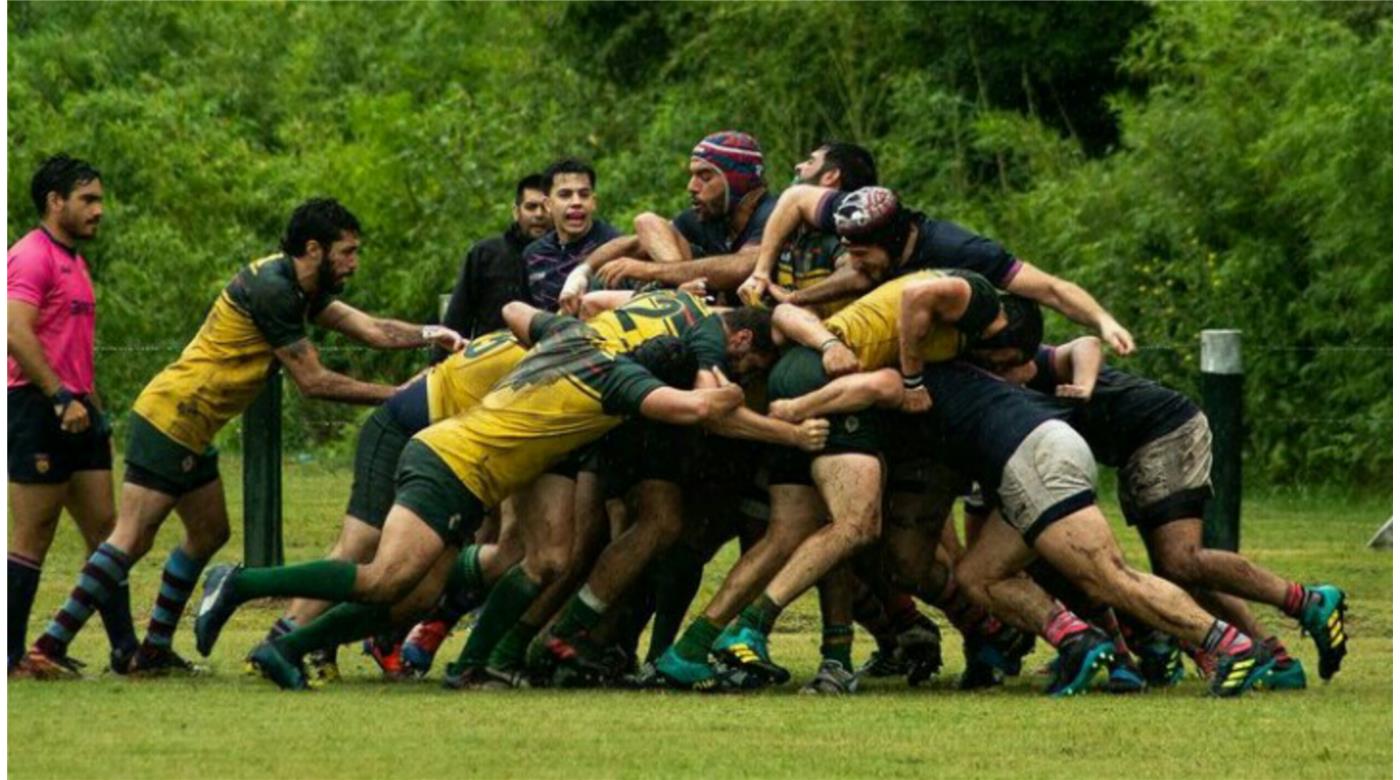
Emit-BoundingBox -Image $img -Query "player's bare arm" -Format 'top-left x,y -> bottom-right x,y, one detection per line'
778,265 -> 877,308
638,382 -> 745,426
7,299 -> 90,432
897,276 -> 973,414
596,249 -> 757,291
1004,261 -> 1135,355
1054,335 -> 1103,398
738,184 -> 832,304
274,338 -> 396,405
314,300 -> 462,352
772,303 -> 859,377
769,368 -> 902,423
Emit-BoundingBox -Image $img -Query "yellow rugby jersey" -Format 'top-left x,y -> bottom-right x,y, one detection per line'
424,330 -> 527,423
415,315 -> 665,507
823,270 -> 964,371
132,254 -> 335,452
586,289 -> 729,369
772,227 -> 854,319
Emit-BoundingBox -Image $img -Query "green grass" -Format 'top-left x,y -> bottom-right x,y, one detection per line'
8,460 -> 1393,779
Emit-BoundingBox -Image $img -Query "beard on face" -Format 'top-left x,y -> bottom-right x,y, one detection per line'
318,257 -> 347,295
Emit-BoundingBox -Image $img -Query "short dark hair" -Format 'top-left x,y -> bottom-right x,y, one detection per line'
626,335 -> 698,389
515,174 -> 546,205
819,142 -> 879,192
973,294 -> 1043,363
721,306 -> 777,357
280,198 -> 361,258
542,158 -> 596,193
31,155 -> 101,217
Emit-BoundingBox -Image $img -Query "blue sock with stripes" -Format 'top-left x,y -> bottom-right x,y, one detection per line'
34,543 -> 133,658
143,547 -> 207,650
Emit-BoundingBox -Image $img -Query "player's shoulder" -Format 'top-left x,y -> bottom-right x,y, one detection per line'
8,229 -> 54,266
229,253 -> 299,309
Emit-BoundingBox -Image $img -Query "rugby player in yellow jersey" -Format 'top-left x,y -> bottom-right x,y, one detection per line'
461,292 -> 830,685
26,198 -> 464,678
195,312 -> 747,689
650,269 -> 1011,690
248,329 -> 531,681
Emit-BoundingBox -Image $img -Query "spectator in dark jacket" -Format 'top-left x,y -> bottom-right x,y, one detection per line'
433,174 -> 550,362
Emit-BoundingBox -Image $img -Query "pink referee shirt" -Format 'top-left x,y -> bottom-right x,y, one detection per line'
7,228 -> 97,393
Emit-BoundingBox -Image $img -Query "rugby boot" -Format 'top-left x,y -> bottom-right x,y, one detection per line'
108,643 -> 138,676
958,637 -> 1005,690
800,659 -> 859,695
1298,585 -> 1348,681
1046,627 -> 1114,697
479,666 -> 533,690
305,648 -> 341,688
442,662 -> 489,690
127,645 -> 205,677
894,618 -> 942,686
1209,641 -> 1274,698
194,563 -> 242,657
539,633 -> 612,688
1132,630 -> 1185,687
401,618 -> 452,677
857,647 -> 908,679
1259,657 -> 1307,690
653,646 -> 721,691
362,634 -> 406,679
248,643 -> 309,691
1104,652 -> 1147,694
21,647 -> 85,680
712,625 -> 789,685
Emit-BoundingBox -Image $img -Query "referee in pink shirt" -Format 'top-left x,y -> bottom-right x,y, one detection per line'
7,155 -> 137,675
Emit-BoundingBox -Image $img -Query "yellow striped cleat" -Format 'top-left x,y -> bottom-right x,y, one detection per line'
1208,642 -> 1274,697
1299,585 -> 1348,681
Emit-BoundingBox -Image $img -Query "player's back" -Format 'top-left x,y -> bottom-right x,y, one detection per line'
426,330 -> 528,423
824,270 -> 963,370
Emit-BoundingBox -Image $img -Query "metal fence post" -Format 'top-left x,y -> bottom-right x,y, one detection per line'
243,371 -> 284,566
1200,329 -> 1243,552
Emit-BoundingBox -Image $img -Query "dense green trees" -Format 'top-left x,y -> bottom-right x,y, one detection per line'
7,2 -> 1390,484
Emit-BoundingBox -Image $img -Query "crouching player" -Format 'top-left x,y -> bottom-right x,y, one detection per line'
194,314 -> 744,689
970,331 -> 1347,687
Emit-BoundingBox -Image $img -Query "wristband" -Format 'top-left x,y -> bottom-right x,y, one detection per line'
50,387 -> 76,416
819,338 -> 842,353
902,372 -> 924,390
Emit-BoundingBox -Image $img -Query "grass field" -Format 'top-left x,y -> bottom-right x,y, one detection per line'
7,458 -> 1394,779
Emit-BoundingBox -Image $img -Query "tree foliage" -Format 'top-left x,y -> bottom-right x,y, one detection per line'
7,2 -> 1390,484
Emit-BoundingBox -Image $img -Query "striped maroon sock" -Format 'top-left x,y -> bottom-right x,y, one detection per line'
1042,604 -> 1091,648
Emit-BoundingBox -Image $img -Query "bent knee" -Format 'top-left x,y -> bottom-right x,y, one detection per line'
358,564 -> 419,605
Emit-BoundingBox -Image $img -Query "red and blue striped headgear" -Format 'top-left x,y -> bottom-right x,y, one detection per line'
691,131 -> 765,214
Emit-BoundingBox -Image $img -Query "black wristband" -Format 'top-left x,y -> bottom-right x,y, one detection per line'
50,387 -> 76,415
902,372 -> 924,389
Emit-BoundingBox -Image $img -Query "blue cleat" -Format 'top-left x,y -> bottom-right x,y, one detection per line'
1209,640 -> 1274,697
248,642 -> 309,691
1298,585 -> 1348,681
712,625 -> 789,685
1047,629 -> 1114,697
1259,657 -> 1307,690
1104,653 -> 1147,694
653,647 -> 720,691
194,563 -> 243,657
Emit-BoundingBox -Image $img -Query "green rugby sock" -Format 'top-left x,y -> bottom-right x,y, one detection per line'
646,546 -> 706,662
674,617 -> 722,663
234,560 -> 357,604
275,603 -> 391,660
552,586 -> 608,639
821,623 -> 855,671
445,545 -> 487,598
738,595 -> 783,635
488,620 -> 541,670
455,565 -> 541,670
